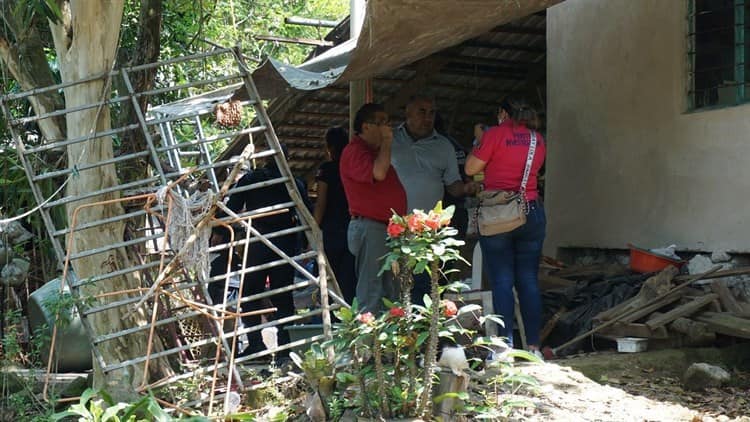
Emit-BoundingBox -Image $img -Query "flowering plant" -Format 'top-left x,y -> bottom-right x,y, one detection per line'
322,293 -> 477,420
381,202 -> 467,281
294,202 -> 525,420
379,202 -> 470,417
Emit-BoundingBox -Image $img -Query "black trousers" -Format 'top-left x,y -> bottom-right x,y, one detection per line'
240,234 -> 296,353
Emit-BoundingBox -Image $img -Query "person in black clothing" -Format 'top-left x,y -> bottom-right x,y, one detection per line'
222,146 -> 310,357
313,127 -> 356,304
207,226 -> 242,306
435,113 -> 469,238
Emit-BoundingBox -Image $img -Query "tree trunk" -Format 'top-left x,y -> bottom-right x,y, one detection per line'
49,0 -> 171,399
0,12 -> 66,142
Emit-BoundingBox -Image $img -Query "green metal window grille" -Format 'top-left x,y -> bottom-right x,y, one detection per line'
687,0 -> 750,109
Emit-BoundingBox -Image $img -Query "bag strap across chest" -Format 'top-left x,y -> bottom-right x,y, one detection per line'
519,131 -> 537,201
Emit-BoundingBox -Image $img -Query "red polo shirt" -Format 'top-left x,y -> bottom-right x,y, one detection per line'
340,135 -> 407,223
472,123 -> 546,200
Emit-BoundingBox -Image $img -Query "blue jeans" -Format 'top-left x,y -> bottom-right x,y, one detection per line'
479,200 -> 545,347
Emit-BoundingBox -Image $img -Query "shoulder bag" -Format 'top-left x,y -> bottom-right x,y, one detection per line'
477,131 -> 537,236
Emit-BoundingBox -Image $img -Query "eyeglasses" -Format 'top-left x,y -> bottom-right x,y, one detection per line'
365,120 -> 390,127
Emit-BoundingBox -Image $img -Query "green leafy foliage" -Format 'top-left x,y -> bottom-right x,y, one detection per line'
51,388 -> 206,422
312,288 -> 493,419
291,202 -> 542,420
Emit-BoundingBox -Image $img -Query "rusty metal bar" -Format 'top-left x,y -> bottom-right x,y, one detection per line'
51,206 -> 165,238
68,233 -> 165,261
72,260 -> 164,288
82,249 -> 318,317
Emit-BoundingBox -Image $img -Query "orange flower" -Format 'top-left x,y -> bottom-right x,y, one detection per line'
387,221 -> 406,238
443,300 -> 458,317
407,213 -> 424,232
424,214 -> 441,230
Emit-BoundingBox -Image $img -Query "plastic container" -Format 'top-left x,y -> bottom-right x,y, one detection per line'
628,244 -> 686,273
616,337 -> 648,353
27,275 -> 92,372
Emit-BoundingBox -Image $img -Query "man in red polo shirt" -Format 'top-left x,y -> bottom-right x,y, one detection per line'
340,103 -> 407,312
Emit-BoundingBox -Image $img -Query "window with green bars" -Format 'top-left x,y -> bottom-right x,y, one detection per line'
687,0 -> 750,109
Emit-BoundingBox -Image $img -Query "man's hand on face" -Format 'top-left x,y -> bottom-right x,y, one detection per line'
380,124 -> 393,147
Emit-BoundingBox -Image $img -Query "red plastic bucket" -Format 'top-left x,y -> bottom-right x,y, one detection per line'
628,244 -> 686,273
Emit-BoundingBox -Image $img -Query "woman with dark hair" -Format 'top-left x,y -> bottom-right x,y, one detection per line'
314,126 -> 356,304
473,98 -> 515,146
464,99 -> 546,358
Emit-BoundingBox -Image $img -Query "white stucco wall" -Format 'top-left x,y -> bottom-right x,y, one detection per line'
545,0 -> 750,255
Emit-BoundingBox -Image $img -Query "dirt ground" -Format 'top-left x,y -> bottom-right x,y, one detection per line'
506,344 -> 750,421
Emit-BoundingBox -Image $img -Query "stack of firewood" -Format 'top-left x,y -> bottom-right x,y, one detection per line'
593,266 -> 750,346
537,261 -> 750,355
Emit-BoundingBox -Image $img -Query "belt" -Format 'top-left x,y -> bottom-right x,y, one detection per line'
351,215 -> 386,224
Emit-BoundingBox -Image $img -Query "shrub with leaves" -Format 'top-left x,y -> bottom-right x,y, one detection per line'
322,295 -> 482,420
50,388 -> 209,421
308,203 -> 475,419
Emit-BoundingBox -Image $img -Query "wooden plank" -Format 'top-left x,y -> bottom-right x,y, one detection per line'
619,292 -> 683,323
644,294 -> 717,329
674,266 -> 750,282
693,311 -> 750,339
670,317 -> 716,344
599,322 -> 669,339
540,306 -> 567,343
595,266 -> 678,322
711,280 -> 750,317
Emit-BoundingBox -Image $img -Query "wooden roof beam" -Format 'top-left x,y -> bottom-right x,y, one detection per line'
287,147 -> 326,156
287,160 -> 319,170
442,53 -> 542,69
440,67 -> 526,80
305,98 -> 350,107
277,123 -> 329,132
490,25 -> 545,36
384,55 -> 453,115
278,135 -> 324,143
463,41 -> 545,54
293,111 -> 349,120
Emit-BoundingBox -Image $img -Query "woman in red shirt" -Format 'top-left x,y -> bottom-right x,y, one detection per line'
465,99 -> 546,357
